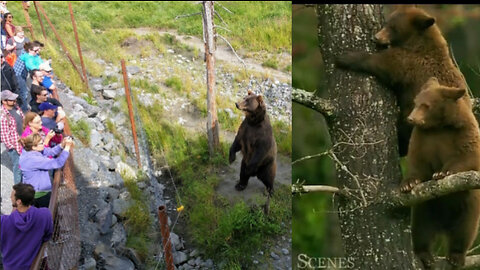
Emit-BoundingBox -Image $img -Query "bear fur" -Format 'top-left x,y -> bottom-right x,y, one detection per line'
229,91 -> 277,194
336,5 -> 469,156
400,77 -> 480,269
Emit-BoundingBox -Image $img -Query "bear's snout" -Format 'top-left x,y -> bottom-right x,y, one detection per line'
235,102 -> 240,109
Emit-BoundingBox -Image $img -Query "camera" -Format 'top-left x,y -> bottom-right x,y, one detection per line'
53,123 -> 64,134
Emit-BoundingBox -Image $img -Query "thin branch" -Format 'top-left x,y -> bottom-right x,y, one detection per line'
302,185 -> 340,193
215,34 -> 247,70
435,255 -> 480,270
215,2 -> 233,14
214,10 -> 228,27
388,171 -> 480,208
292,88 -> 335,118
469,244 -> 480,255
214,25 -> 231,32
329,151 -> 368,206
175,12 -> 202,20
292,150 -> 330,165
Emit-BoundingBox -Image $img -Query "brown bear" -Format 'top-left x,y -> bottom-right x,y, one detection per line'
229,90 -> 277,195
336,5 -> 469,156
400,77 -> 480,269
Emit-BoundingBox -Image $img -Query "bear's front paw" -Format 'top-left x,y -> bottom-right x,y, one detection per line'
447,253 -> 466,267
235,182 -> 247,191
432,171 -> 451,180
335,52 -> 359,69
229,151 -> 236,164
400,178 -> 421,193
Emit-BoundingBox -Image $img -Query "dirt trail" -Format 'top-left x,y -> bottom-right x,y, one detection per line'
133,27 -> 292,83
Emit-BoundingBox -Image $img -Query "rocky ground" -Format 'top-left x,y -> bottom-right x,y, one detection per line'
1,29 -> 292,269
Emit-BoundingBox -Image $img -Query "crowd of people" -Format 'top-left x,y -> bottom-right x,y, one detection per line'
1,2 -> 74,269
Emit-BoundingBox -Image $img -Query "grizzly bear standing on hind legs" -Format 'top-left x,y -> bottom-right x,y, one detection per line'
336,5 -> 469,156
400,77 -> 480,269
229,90 -> 277,213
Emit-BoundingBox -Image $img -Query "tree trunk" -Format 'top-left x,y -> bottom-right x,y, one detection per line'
317,4 -> 419,268
203,1 -> 220,156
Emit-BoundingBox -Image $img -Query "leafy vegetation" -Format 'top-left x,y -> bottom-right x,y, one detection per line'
68,118 -> 90,145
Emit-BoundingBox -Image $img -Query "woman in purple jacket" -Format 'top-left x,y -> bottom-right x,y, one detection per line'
18,133 -> 74,208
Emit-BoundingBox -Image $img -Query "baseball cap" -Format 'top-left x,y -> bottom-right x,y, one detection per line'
38,101 -> 58,111
1,90 -> 18,101
39,62 -> 52,72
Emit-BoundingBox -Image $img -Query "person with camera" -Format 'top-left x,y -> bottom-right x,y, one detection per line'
18,133 -> 74,208
21,111 -> 61,148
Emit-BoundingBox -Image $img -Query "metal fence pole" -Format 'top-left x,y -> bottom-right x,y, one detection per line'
68,2 -> 89,91
35,2 -> 85,84
33,1 -> 47,40
121,59 -> 142,169
158,205 -> 175,270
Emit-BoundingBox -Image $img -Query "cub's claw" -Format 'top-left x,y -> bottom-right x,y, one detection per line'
400,179 -> 421,193
432,171 -> 451,180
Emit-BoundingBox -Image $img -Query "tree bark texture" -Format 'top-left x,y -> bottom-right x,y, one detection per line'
203,1 -> 220,156
317,5 -> 419,269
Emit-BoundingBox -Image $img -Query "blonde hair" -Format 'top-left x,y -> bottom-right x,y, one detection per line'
14,26 -> 23,35
23,111 -> 39,131
19,133 -> 42,151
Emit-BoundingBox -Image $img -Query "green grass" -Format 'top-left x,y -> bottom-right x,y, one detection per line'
122,172 -> 156,261
273,120 -> 292,156
262,57 -> 279,69
165,76 -> 183,92
68,118 -> 91,145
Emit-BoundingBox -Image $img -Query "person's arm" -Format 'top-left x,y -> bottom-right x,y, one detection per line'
32,149 -> 69,170
43,129 -> 54,147
5,23 -> 14,37
42,143 -> 63,157
0,114 -> 18,151
42,210 -> 54,242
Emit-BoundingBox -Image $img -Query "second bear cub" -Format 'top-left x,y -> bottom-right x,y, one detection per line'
401,77 -> 480,269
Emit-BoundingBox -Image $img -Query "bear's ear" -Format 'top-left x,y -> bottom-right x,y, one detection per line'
247,89 -> 253,95
413,14 -> 435,30
256,95 -> 264,104
441,87 -> 466,100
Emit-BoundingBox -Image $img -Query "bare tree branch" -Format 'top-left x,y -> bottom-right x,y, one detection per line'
293,171 -> 480,209
434,255 -> 480,270
388,171 -> 480,208
215,2 -> 233,14
294,184 -> 341,194
292,88 -> 335,118
214,10 -> 228,26
215,34 -> 247,70
175,12 -> 202,20
214,25 -> 231,32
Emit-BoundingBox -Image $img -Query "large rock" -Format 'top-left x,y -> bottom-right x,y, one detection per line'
126,66 -> 140,75
94,244 -> 135,270
111,223 -> 127,247
80,257 -> 96,270
95,205 -> 113,235
173,251 -> 188,265
170,232 -> 184,251
90,129 -> 103,148
113,198 -> 130,218
103,90 -> 117,99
